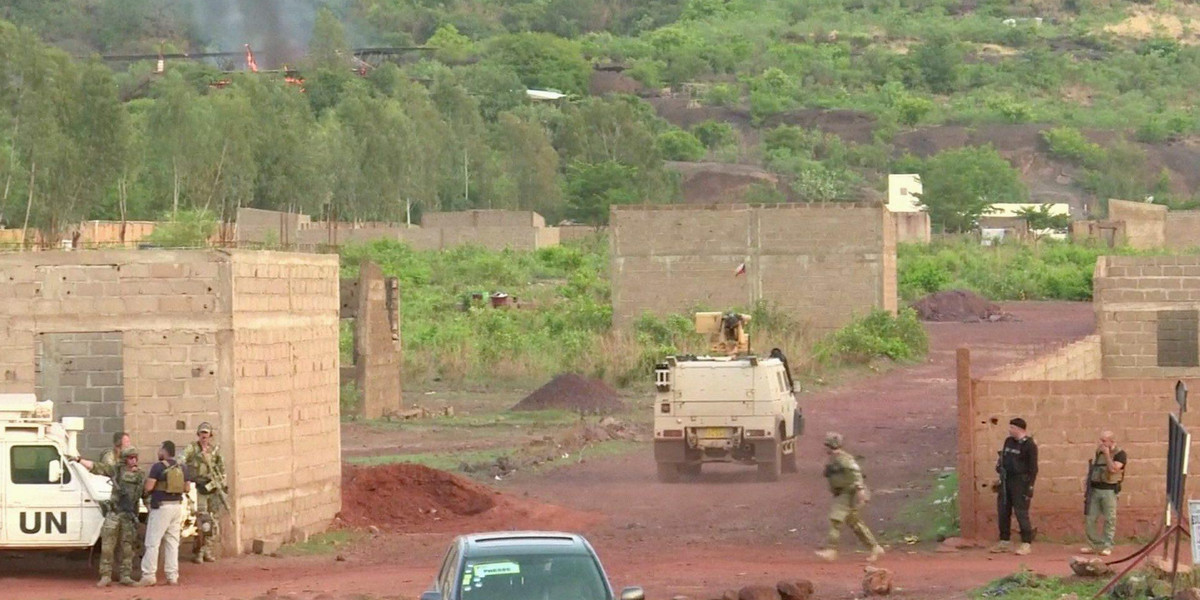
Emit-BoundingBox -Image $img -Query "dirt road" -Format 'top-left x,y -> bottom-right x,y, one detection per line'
3,301 -> 1096,600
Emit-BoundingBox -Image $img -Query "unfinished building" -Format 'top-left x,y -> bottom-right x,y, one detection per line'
958,255 -> 1200,539
0,249 -> 341,553
339,261 -> 403,419
610,203 -> 898,331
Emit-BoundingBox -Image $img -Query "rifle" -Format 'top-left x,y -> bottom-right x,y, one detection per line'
1084,459 -> 1094,516
996,451 -> 1006,499
197,448 -> 230,510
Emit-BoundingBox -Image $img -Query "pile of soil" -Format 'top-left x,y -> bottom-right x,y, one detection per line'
910,290 -> 1015,322
338,463 -> 599,533
512,374 -> 623,413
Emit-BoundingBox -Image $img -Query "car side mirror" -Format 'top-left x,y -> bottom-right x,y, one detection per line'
420,591 -> 441,600
48,459 -> 63,484
620,587 -> 645,600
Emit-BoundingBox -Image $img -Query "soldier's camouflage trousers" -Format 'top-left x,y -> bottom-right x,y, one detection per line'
98,513 -> 138,580
194,493 -> 226,561
824,491 -> 878,550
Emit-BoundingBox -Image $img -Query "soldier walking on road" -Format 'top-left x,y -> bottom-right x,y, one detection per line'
991,417 -> 1038,556
96,447 -> 146,587
184,422 -> 227,563
1082,431 -> 1126,556
815,432 -> 885,563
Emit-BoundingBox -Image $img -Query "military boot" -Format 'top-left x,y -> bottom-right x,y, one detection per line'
96,576 -> 112,587
867,545 -> 885,562
989,541 -> 1011,554
1015,543 -> 1032,556
119,576 -> 136,586
814,549 -> 837,562
192,554 -> 204,564
132,577 -> 156,587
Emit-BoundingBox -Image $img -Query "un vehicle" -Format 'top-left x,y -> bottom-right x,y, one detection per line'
653,312 -> 804,483
0,393 -> 195,553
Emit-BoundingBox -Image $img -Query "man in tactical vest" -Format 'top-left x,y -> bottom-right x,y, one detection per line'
97,446 -> 146,587
814,432 -> 885,562
134,441 -> 190,587
74,431 -> 131,477
183,421 -> 227,563
991,417 -> 1038,556
1081,431 -> 1126,556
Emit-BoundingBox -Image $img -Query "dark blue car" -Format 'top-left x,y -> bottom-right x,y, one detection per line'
422,531 -> 645,600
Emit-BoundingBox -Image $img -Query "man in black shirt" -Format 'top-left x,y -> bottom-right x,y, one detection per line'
1082,431 -> 1126,556
990,417 -> 1038,556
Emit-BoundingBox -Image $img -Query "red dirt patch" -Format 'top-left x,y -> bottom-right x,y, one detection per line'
338,463 -> 600,534
911,290 -> 1014,322
512,373 -> 623,413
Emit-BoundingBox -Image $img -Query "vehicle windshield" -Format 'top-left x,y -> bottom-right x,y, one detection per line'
459,554 -> 608,600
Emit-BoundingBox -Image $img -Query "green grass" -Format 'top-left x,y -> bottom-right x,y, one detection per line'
277,530 -> 365,557
357,409 -> 584,431
972,571 -> 1103,600
896,470 -> 959,543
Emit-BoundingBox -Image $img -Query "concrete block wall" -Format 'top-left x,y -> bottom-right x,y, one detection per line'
229,251 -> 341,551
1165,212 -> 1200,251
35,331 -> 125,456
422,210 -> 546,228
892,211 -> 931,244
341,262 -> 403,419
610,203 -> 897,331
987,336 -> 1102,382
1095,256 -> 1200,377
958,369 -> 1196,540
0,249 -> 341,553
1108,199 -> 1167,250
559,225 -> 606,242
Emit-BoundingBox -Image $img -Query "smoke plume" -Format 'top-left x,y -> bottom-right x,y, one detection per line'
186,0 -> 319,69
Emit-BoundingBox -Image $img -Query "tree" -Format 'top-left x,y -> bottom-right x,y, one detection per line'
485,32 -> 591,94
910,31 -> 963,94
916,146 -> 1028,233
309,8 -> 350,71
1016,204 -> 1070,235
428,24 -> 474,64
656,129 -> 705,161
565,160 -> 640,226
490,111 -> 562,220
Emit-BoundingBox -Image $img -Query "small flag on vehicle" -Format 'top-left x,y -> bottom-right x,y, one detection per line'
734,262 -> 746,277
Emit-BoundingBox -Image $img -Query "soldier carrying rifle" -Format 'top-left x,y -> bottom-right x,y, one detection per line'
183,422 -> 228,564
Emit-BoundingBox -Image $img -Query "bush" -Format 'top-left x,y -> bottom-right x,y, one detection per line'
144,208 -> 218,248
1041,126 -> 1104,167
691,119 -> 738,149
812,309 -> 929,366
703,83 -> 741,107
656,129 -> 707,161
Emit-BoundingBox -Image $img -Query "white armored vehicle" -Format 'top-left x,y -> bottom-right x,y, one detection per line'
0,393 -> 195,553
653,312 -> 803,483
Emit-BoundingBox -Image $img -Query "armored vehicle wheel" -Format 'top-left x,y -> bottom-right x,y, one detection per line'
656,462 -> 681,483
757,442 -> 782,482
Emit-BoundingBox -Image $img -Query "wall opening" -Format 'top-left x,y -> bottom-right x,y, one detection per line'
1157,310 -> 1199,367
35,331 -> 125,457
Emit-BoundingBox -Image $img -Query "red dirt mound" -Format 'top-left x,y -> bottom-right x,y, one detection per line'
512,374 -> 623,413
339,463 -> 600,533
911,290 -> 1014,322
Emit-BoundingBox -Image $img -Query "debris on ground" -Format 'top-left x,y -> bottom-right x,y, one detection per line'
863,566 -> 893,596
511,373 -> 624,413
910,290 -> 1016,323
1069,556 -> 1113,577
459,417 -> 642,478
776,580 -> 814,600
737,584 -> 781,600
337,463 -> 599,534
937,537 -> 982,552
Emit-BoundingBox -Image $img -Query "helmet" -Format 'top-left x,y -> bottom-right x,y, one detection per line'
197,422 -> 214,435
120,447 -> 139,459
823,432 -> 843,449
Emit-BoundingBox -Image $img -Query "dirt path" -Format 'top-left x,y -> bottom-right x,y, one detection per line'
3,301 -> 1096,600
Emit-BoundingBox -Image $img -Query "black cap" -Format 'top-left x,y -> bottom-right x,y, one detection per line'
1009,417 -> 1027,430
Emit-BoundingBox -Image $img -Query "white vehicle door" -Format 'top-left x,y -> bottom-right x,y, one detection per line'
3,443 -> 84,546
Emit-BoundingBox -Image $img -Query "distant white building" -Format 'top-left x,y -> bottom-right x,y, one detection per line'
987,203 -> 1070,218
887,174 -> 923,213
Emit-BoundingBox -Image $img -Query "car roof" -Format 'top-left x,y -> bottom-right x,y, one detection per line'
459,531 -> 593,558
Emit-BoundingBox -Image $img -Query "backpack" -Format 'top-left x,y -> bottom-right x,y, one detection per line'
157,462 -> 186,494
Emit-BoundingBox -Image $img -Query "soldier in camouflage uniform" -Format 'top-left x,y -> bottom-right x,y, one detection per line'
97,446 -> 146,587
183,422 -> 226,563
75,431 -> 131,477
814,432 -> 885,563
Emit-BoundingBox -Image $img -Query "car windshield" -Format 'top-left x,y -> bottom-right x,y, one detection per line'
459,554 -> 608,600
